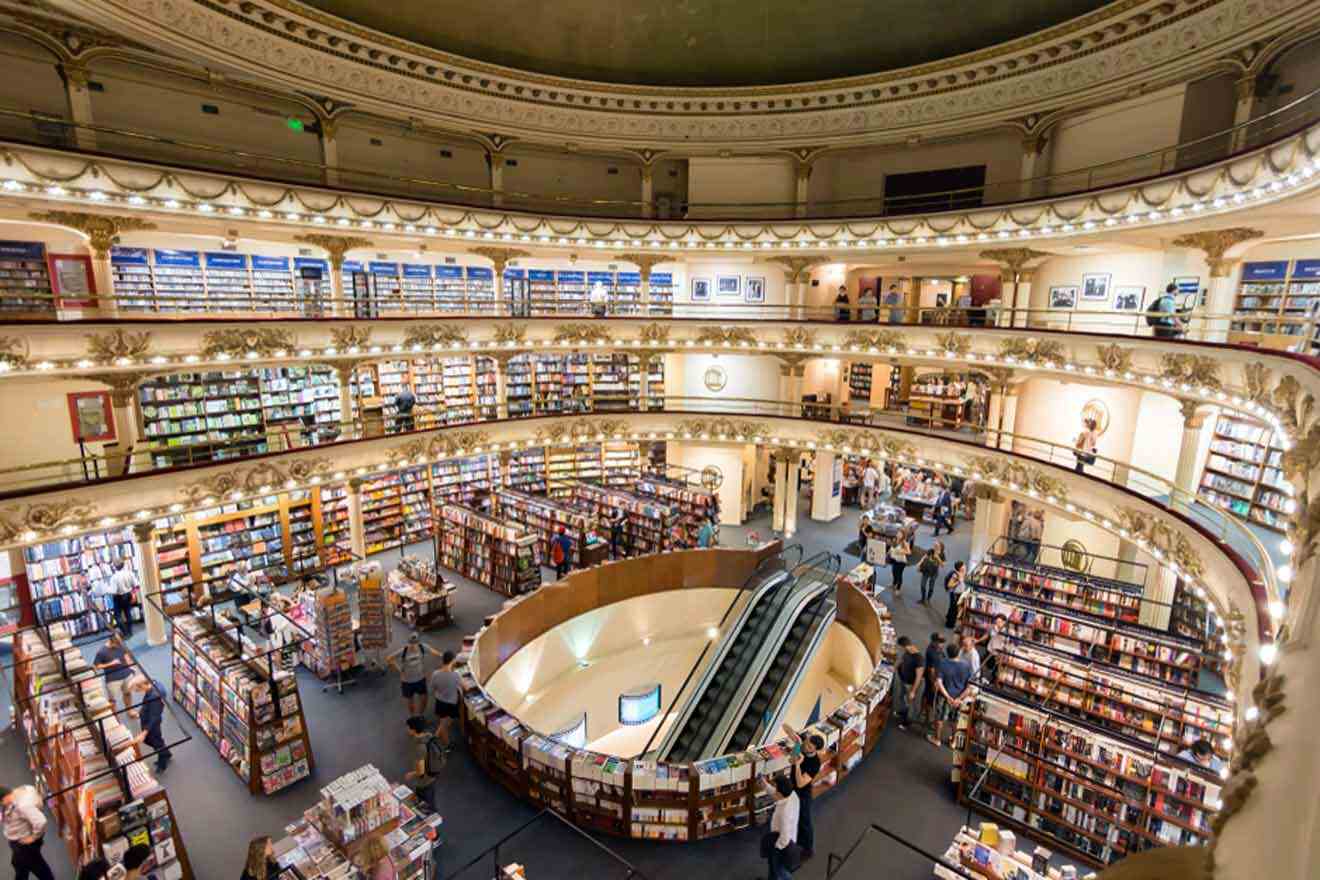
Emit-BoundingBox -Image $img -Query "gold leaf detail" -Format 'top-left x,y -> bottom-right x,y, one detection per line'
200,328 -> 297,359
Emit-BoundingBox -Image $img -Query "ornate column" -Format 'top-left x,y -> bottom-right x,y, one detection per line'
998,385 -> 1020,452
969,484 -> 1006,566
983,369 -> 1016,449
293,234 -> 373,317
768,256 -> 825,317
487,149 -> 508,208
1173,399 -> 1210,510
130,522 -> 168,646
79,370 -> 147,475
57,62 -> 97,152
640,165 -> 655,219
794,158 -> 812,219
1171,228 -> 1263,342
1139,567 -> 1179,631
319,116 -> 341,186
617,253 -> 668,315
980,249 -> 1049,329
776,355 -> 809,418
346,478 -> 368,559
810,450 -> 842,523
771,449 -> 790,533
470,247 -> 530,315
486,350 -> 524,419
1018,131 -> 1049,199
28,211 -> 156,316
784,452 -> 802,539
1231,75 -> 1256,152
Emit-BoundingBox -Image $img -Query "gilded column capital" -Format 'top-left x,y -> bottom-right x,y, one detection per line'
1171,228 -> 1264,278
131,521 -> 156,544
1179,397 -> 1209,429
766,256 -> 827,284
57,61 -> 91,90
469,246 -> 530,275
979,247 -> 1052,276
615,253 -> 668,278
29,211 -> 157,259
293,234 -> 374,270
86,329 -> 152,363
77,370 -> 151,407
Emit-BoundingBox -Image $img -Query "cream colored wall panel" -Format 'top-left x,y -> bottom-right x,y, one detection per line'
667,442 -> 749,525
687,157 -> 795,219
1048,85 -> 1188,190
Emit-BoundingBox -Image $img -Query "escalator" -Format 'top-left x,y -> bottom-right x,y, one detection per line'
661,552 -> 839,763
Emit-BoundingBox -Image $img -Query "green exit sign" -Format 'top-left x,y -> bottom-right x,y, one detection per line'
286,118 -> 304,132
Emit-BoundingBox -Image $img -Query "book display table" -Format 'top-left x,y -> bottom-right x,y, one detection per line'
388,557 -> 455,630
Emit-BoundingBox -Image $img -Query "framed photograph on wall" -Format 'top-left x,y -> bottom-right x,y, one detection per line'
47,253 -> 96,308
1112,285 -> 1146,311
691,277 -> 711,301
935,292 -> 950,308
745,276 -> 765,303
716,275 -> 741,298
1049,285 -> 1079,310
66,391 -> 116,443
1081,272 -> 1111,300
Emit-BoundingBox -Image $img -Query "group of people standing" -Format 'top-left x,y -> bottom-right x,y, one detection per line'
834,284 -> 906,323
892,617 -> 1009,748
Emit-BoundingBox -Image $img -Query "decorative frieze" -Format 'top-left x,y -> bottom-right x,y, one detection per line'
1096,343 -> 1133,374
200,328 -> 297,359
842,329 -> 905,350
936,332 -> 972,357
402,324 -> 468,348
0,336 -> 30,371
965,456 -> 1069,502
179,458 -> 333,503
0,500 -> 98,544
85,329 -> 152,363
1160,353 -> 1224,391
1112,506 -> 1205,579
553,324 -> 612,345
329,325 -> 373,350
676,418 -> 768,440
28,211 -> 155,258
998,337 -> 1066,366
695,327 -> 758,347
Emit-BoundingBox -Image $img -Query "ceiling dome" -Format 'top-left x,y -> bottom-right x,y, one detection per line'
293,0 -> 1115,87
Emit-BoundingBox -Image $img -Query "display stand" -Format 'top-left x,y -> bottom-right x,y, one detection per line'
10,624 -> 195,878
934,825 -> 1096,880
388,556 -> 455,630
314,588 -> 358,694
356,561 -> 389,671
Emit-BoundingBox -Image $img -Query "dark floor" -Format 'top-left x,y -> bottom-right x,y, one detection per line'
1,502 -> 986,880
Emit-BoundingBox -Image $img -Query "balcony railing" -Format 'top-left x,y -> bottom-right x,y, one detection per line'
1,84 -> 1318,220
0,395 -> 1281,604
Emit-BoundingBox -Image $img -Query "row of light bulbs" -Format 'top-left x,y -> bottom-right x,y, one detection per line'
7,155 -> 1320,252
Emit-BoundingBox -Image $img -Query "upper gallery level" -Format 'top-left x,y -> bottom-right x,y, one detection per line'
0,1 -> 1316,218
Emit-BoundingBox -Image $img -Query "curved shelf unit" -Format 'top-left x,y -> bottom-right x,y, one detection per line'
456,545 -> 897,842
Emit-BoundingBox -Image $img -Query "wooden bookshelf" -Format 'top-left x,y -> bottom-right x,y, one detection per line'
436,504 -> 539,595
171,611 -> 315,795
1228,259 -> 1320,353
493,488 -> 598,567
955,691 -> 1222,868
564,481 -> 677,557
24,527 -> 138,638
847,362 -> 873,403
634,473 -> 721,535
1197,412 -> 1291,533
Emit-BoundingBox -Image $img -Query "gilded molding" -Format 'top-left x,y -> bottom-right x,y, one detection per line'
1113,506 -> 1205,578
468,246 -> 530,272
1244,363 -> 1272,404
695,327 -> 758,347
998,336 -> 1065,366
842,329 -> 906,350
79,371 -> 151,406
0,500 -> 98,544
936,332 -> 972,357
614,253 -> 669,276
978,248 -> 1052,274
781,327 -> 816,349
491,324 -> 528,345
535,420 -> 629,445
329,325 -> 373,350
1171,228 -> 1265,277
1160,353 -> 1224,391
676,418 -> 768,440
200,328 -> 298,359
553,324 -> 612,345
179,458 -> 333,503
28,210 -> 155,258
766,256 -> 825,284
816,429 -> 915,460
432,430 -> 492,457
636,323 -> 671,345
402,324 -> 469,348
85,329 -> 151,363
1292,494 -> 1320,570
0,336 -> 31,371
965,456 -> 1069,501
292,234 -> 374,268
1096,343 -> 1133,374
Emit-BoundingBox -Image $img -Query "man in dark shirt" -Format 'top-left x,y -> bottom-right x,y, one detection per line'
394,382 -> 417,432
919,632 -> 946,725
894,636 -> 925,730
93,634 -> 134,714
928,644 -> 973,748
782,724 -> 824,861
127,676 -> 170,772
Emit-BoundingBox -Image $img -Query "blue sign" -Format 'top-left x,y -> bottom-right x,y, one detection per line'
466,267 -> 493,280
342,260 -> 363,273
651,272 -> 674,285
402,264 -> 433,278
294,257 -> 328,272
110,246 -> 148,265
504,268 -> 526,280
369,261 -> 399,275
557,271 -> 585,284
0,240 -> 45,260
587,271 -> 614,285
1292,259 -> 1320,280
616,272 -> 641,284
1242,261 -> 1289,281
528,269 -> 554,282
153,249 -> 200,268
204,252 -> 248,270
251,255 -> 290,272
435,265 -> 464,279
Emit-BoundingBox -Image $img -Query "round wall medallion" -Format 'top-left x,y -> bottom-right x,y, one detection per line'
704,365 -> 728,392
1060,539 -> 1091,573
1081,399 -> 1110,436
701,465 -> 724,491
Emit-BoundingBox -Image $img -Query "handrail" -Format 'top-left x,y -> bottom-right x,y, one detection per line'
826,821 -> 984,880
3,82 -> 1319,219
443,808 -> 651,880
0,395 -> 1279,600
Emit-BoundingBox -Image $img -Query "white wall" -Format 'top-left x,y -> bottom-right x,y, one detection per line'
667,442 -> 749,525
687,157 -> 795,218
781,624 -> 873,730
674,259 -> 787,318
1048,85 -> 1188,191
1128,392 -> 1214,488
1029,250 -> 1177,334
1011,376 -> 1143,475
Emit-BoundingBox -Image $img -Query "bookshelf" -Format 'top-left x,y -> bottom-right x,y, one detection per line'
437,504 -> 539,595
313,589 -> 357,678
1229,259 -> 1320,352
436,264 -> 467,310
400,263 -> 434,311
12,627 -> 195,877
971,558 -> 1144,627
24,527 -> 137,638
960,578 -> 1207,690
649,272 -> 675,315
566,482 -> 677,557
635,473 -> 721,534
361,473 -> 406,555
590,353 -> 637,412
546,444 -> 604,494
1197,412 -> 1292,533
615,271 -> 640,314
505,355 -> 535,417
493,488 -> 597,566
558,270 -> 587,314
110,247 -> 154,311
430,453 -> 500,510
400,466 -> 433,546
506,447 -> 547,493
847,362 -> 873,403
955,690 -> 1222,868
171,612 -> 315,795
319,485 -> 353,567
467,266 -> 496,311
251,256 -> 295,312
203,251 -> 251,311
601,441 -> 641,486
0,239 -> 54,313
152,249 -> 207,313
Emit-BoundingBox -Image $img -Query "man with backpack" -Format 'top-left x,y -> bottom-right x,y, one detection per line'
404,715 -> 446,808
388,634 -> 443,717
1146,283 -> 1187,339
549,526 -> 573,580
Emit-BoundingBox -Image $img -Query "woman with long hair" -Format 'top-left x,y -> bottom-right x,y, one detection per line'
359,835 -> 397,880
240,836 -> 278,880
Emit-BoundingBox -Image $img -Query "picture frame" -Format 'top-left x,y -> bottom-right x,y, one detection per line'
716,275 -> 741,297
1112,285 -> 1146,312
935,292 -> 950,308
66,390 -> 116,443
691,276 -> 711,302
1081,272 -> 1111,300
744,276 -> 765,303
1049,285 -> 1079,310
48,252 -> 97,308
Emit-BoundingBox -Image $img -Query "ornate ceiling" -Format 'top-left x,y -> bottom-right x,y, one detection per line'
292,0 -> 1114,87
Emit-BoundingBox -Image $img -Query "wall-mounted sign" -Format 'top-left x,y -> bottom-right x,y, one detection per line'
48,253 -> 95,308
704,365 -> 727,392
1241,261 -> 1289,281
618,683 -> 661,726
702,465 -> 724,491
66,390 -> 115,443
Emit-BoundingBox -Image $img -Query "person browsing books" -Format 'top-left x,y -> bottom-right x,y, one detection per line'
121,844 -> 150,880
2,784 -> 55,880
894,636 -> 925,730
781,723 -> 824,861
762,776 -> 800,880
94,633 -> 135,713
358,835 -> 397,880
697,515 -> 717,548
550,526 -> 573,580
1177,739 -> 1226,774
127,675 -> 171,772
928,643 -> 973,748
108,557 -> 137,638
430,650 -> 460,748
394,382 -> 416,432
240,836 -> 279,880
